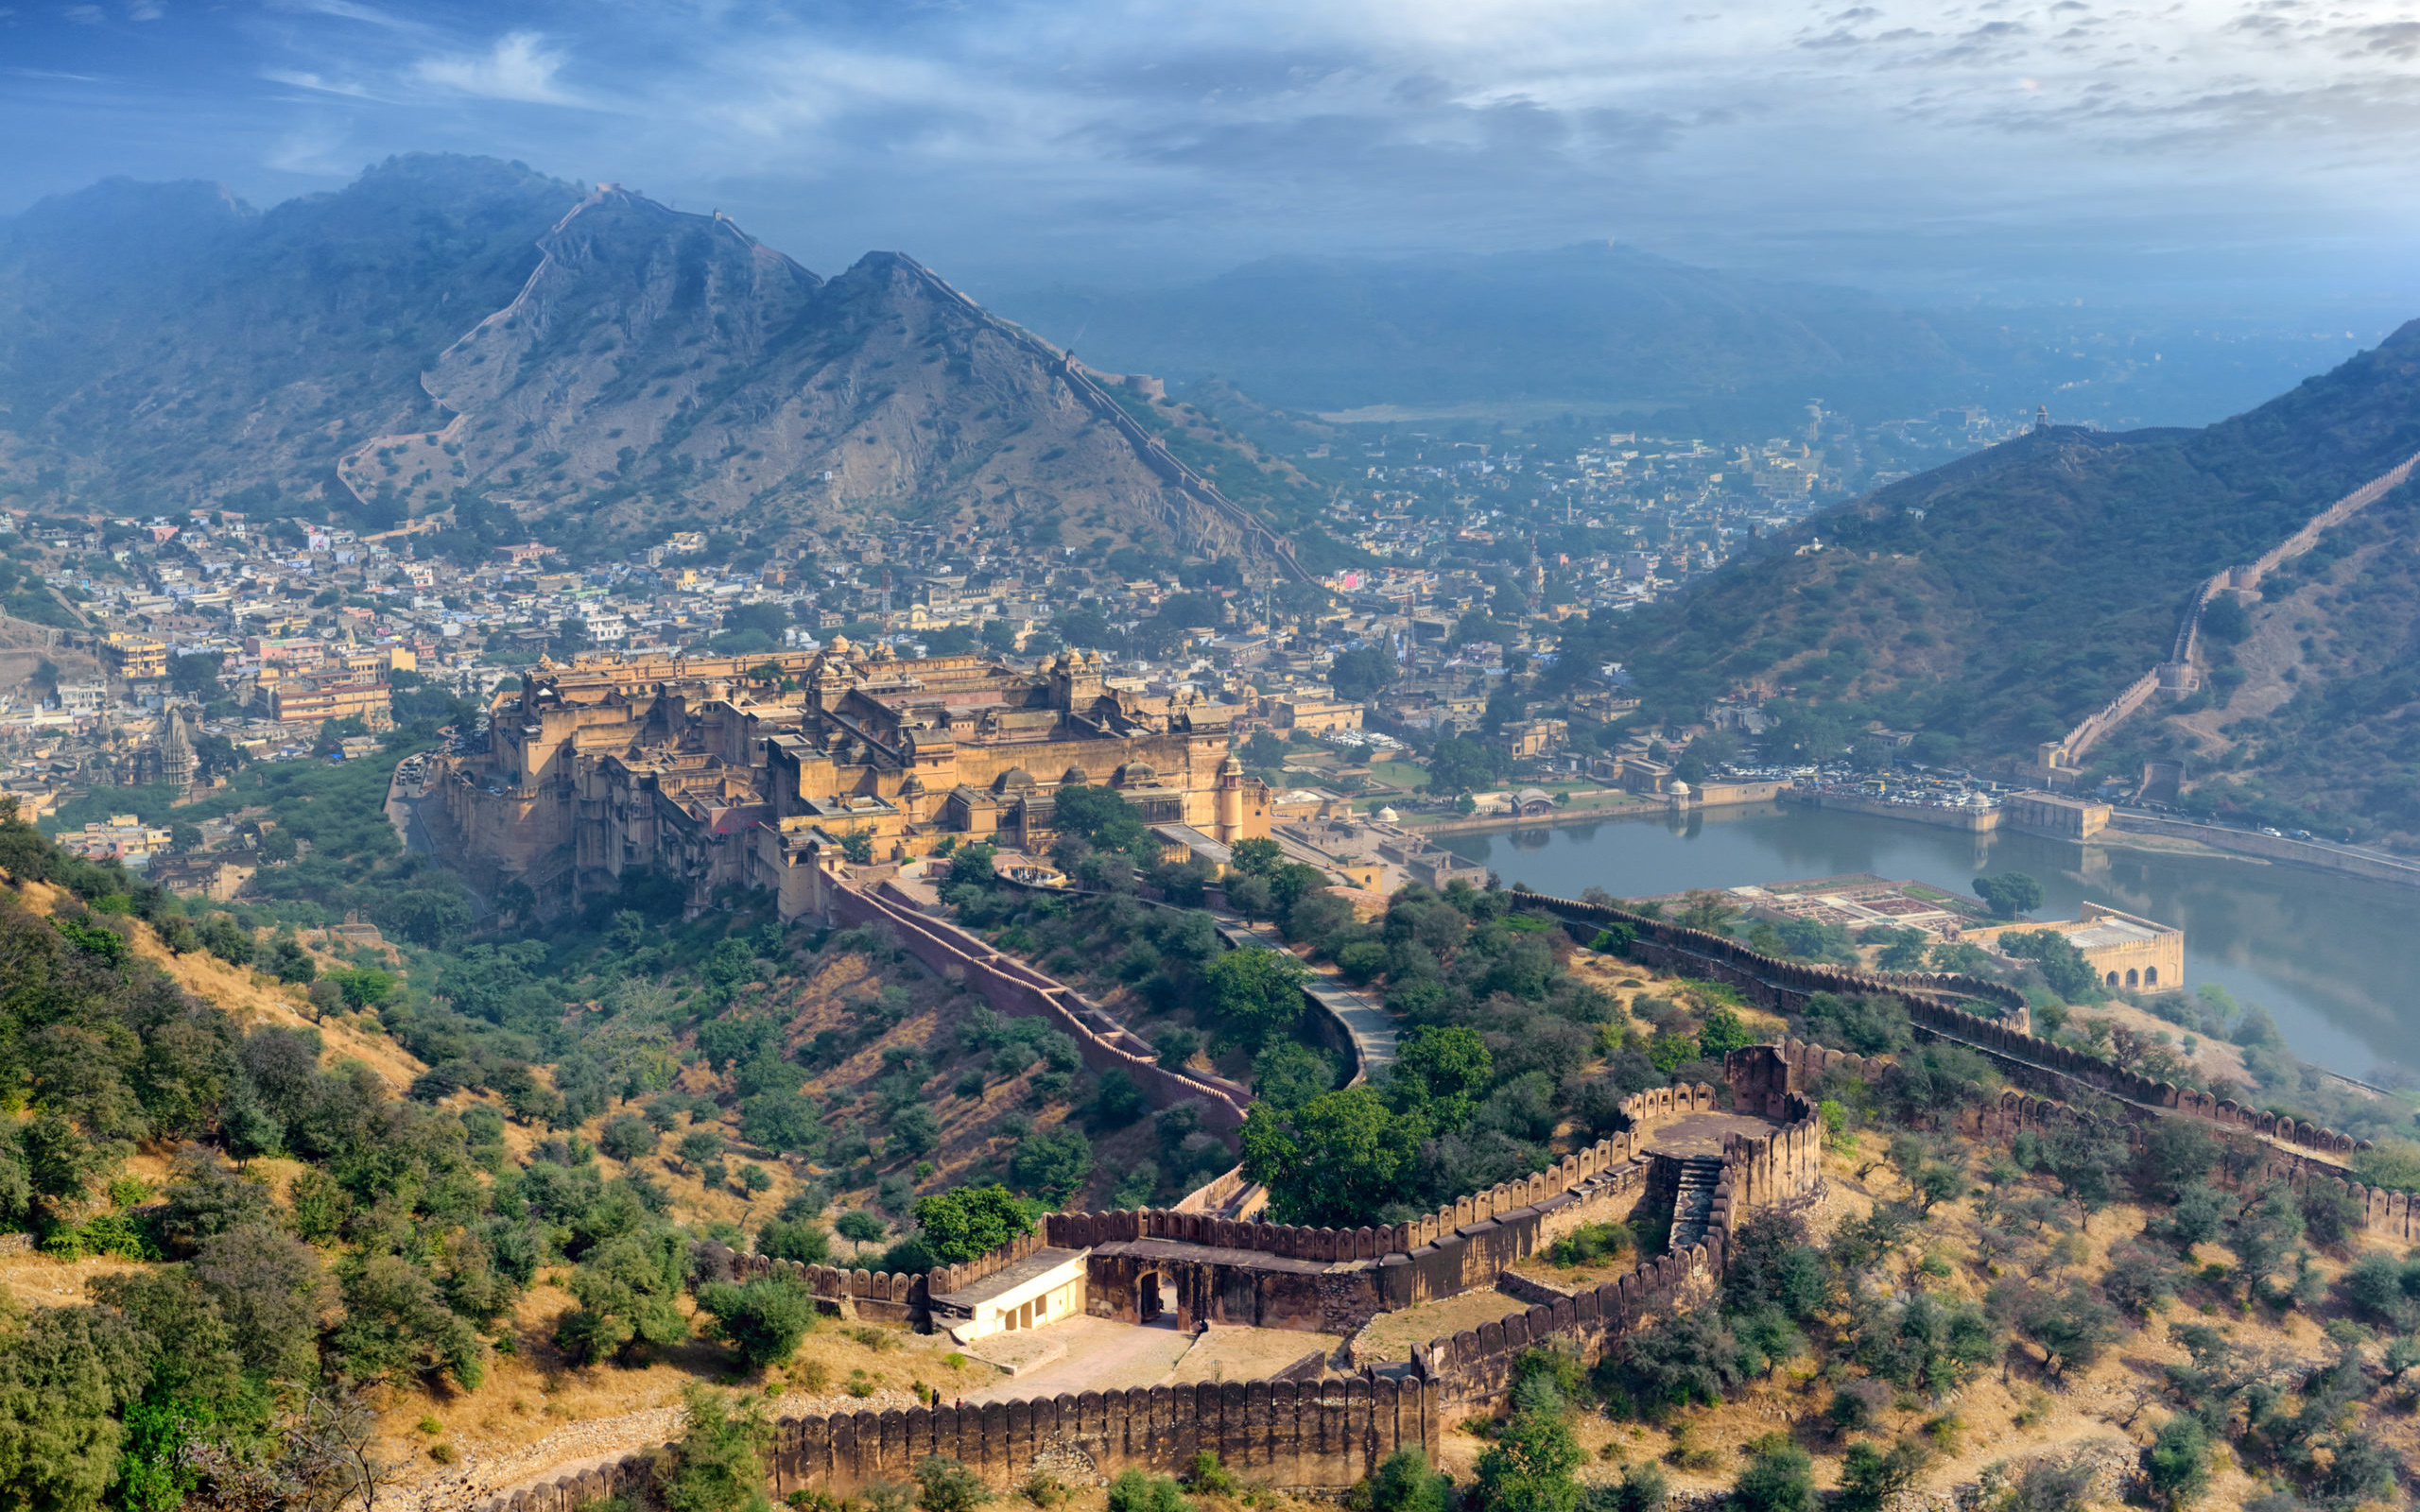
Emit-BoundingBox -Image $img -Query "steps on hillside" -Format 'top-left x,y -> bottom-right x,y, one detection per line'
1668,1156 -> 1724,1253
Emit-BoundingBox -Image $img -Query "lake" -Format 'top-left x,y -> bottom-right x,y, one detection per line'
1435,803 -> 2420,1080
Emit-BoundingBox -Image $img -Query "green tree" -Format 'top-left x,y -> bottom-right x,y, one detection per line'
757,1217 -> 832,1266
678,1128 -> 726,1171
737,1088 -> 821,1157
1240,1086 -> 1425,1228
1425,737 -> 1496,795
0,1305 -> 154,1512
1009,1126 -> 1093,1204
1730,1437 -> 1818,1512
332,1254 -> 485,1390
912,1185 -> 1032,1264
191,1225 -> 331,1383
1672,890 -> 1738,933
1052,784 -> 1154,862
1202,947 -> 1308,1046
1973,872 -> 2045,919
699,1274 -> 820,1370
660,1384 -> 775,1512
1998,930 -> 2099,1000
1228,837 -> 1283,876
599,1112 -> 659,1160
1328,645 -> 1397,702
1696,1005 -> 1757,1059
557,1228 -> 691,1366
2142,1414 -> 2210,1507
1387,1025 -> 1493,1130
1473,1408 -> 1581,1512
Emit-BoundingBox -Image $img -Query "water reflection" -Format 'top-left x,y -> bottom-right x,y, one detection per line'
1436,805 -> 2420,1078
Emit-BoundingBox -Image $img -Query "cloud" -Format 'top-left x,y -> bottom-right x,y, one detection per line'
409,30 -> 585,107
2,0 -> 2416,301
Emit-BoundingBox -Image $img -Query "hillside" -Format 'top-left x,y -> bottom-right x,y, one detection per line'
2100,470 -> 2420,844
1597,320 -> 2420,787
0,158 -> 1323,565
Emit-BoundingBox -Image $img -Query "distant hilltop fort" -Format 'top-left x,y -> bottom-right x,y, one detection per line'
423,645 -> 1274,919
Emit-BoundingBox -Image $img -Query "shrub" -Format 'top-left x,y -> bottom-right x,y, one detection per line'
599,1113 -> 658,1160
1473,1406 -> 1581,1512
1359,1446 -> 1452,1512
759,1218 -> 832,1266
1105,1469 -> 1190,1512
660,1384 -> 774,1512
699,1274 -> 820,1369
1730,1436 -> 1817,1512
1836,1438 -> 1929,1512
915,1455 -> 988,1512
2142,1415 -> 2210,1507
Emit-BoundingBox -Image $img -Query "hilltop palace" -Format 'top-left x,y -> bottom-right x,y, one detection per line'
423,643 -> 1275,919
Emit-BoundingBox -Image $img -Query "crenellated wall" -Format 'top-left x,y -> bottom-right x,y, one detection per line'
1514,887 -> 2374,1172
831,880 -> 1256,1135
474,1375 -> 1440,1509
695,1243 -> 931,1323
467,1072 -> 1814,1511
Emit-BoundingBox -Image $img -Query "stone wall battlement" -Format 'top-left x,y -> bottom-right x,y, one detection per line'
1513,888 -> 2372,1169
473,1374 -> 1440,1509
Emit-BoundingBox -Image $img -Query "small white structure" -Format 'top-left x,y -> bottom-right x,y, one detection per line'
928,1246 -> 1091,1342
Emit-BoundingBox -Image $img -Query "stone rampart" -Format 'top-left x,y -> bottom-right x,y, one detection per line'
1518,886 -> 2026,1022
1410,1241 -> 1722,1408
925,1229 -> 1052,1303
473,1375 -> 1439,1509
834,882 -> 1254,1135
1516,887 -> 2375,1171
691,1242 -> 930,1323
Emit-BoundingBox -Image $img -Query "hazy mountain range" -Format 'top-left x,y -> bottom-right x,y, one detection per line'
996,247 -> 2380,434
0,154 -> 1314,563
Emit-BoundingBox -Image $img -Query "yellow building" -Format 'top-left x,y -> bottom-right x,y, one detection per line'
102,633 -> 167,680
2003,790 -> 2111,840
1965,902 -> 2183,993
425,643 -> 1273,918
268,669 -> 393,730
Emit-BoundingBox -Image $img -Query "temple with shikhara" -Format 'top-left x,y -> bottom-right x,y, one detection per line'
424,642 -> 1273,919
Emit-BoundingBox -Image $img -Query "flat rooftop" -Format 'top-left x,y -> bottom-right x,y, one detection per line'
1091,1237 -> 1353,1275
932,1246 -> 1087,1309
1637,1109 -> 1784,1160
2066,917 -> 2165,950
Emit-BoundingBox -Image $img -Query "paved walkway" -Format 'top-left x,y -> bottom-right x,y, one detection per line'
1211,912 -> 1399,1080
954,1317 -> 1193,1402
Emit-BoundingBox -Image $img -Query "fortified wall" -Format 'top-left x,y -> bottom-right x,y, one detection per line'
469,1058 -> 1829,1512
1978,1089 -> 2420,1239
1512,886 -> 2376,1175
829,879 -> 1256,1135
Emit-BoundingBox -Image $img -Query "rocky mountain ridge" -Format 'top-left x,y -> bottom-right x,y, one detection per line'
0,157 -> 1316,566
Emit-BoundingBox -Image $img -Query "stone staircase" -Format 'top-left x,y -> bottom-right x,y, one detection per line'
1668,1156 -> 1725,1252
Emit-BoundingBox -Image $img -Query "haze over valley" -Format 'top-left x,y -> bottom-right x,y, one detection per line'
6,7 -> 2420,1512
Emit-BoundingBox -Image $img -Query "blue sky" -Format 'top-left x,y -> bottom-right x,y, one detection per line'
4,0 -> 2417,306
